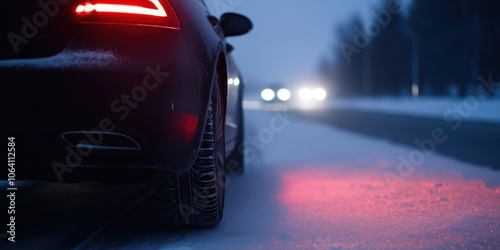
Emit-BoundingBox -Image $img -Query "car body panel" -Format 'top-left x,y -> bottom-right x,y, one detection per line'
0,0 -> 247,181
225,55 -> 245,156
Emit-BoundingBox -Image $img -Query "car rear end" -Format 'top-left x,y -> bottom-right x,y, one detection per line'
0,0 -> 214,181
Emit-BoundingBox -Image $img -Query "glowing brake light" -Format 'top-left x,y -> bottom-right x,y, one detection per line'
76,0 -> 166,17
76,0 -> 179,28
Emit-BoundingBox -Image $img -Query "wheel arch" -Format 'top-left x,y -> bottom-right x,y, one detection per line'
215,51 -> 228,115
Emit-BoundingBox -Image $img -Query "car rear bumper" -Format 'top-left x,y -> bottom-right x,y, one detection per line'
0,24 -> 213,180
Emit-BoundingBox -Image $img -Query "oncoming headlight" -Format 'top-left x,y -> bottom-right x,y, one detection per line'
313,88 -> 327,101
277,88 -> 291,101
261,89 -> 275,101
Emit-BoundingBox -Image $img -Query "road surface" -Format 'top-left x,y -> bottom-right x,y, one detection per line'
1,108 -> 499,249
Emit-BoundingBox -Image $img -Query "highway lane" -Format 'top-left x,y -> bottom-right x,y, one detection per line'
296,108 -> 500,170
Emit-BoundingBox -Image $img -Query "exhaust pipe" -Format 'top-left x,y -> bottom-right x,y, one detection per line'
61,131 -> 141,151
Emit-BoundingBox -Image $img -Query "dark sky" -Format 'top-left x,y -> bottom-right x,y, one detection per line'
206,0 -> 387,88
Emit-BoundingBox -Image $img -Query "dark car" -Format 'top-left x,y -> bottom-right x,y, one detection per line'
0,0 -> 251,226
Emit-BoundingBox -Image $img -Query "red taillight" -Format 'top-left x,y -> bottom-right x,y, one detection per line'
76,0 -> 166,17
76,0 -> 179,28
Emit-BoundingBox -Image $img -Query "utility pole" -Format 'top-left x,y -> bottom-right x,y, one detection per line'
362,41 -> 372,96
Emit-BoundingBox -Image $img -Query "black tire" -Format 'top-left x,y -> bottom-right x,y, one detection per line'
226,85 -> 245,176
153,75 -> 226,226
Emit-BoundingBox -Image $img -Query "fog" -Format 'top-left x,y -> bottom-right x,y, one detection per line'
208,0 -> 382,88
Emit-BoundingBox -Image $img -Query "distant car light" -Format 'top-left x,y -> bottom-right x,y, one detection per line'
234,78 -> 240,86
228,78 -> 234,85
261,88 -> 275,101
313,88 -> 327,101
277,88 -> 291,101
299,88 -> 313,101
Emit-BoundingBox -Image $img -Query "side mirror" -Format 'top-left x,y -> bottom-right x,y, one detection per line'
226,43 -> 234,54
220,13 -> 252,37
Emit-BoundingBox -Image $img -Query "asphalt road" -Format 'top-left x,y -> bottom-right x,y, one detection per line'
296,108 -> 500,170
1,109 -> 499,249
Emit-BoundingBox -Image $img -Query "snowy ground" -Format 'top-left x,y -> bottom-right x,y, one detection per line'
329,97 -> 500,123
73,109 -> 499,249
231,110 -> 500,249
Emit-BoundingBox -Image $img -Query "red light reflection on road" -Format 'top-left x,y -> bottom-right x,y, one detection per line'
277,166 -> 500,249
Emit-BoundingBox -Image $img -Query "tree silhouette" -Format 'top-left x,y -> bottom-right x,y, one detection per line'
320,0 -> 499,97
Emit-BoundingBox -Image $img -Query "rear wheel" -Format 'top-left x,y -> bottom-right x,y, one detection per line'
153,76 -> 225,226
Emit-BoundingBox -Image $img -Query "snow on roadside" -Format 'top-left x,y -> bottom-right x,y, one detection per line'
240,110 -> 500,249
329,97 -> 500,123
244,91 -> 500,123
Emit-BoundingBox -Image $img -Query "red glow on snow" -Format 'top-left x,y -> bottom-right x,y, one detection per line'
277,166 -> 500,249
76,0 -> 167,17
